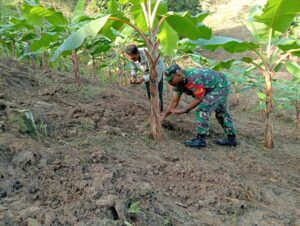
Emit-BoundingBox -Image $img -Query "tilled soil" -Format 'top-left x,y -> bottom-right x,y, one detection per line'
0,59 -> 299,226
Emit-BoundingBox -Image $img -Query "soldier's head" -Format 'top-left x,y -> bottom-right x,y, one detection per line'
125,44 -> 140,62
165,64 -> 184,86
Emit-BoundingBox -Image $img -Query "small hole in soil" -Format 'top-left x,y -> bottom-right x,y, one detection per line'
0,104 -> 6,111
109,206 -> 119,220
130,215 -> 137,223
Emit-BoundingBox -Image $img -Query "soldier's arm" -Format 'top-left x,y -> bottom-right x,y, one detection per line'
183,97 -> 203,113
173,82 -> 205,115
161,95 -> 181,120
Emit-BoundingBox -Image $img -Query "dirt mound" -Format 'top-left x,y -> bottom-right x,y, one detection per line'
0,59 -> 299,225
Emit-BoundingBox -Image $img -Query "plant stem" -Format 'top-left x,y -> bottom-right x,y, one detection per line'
296,101 -> 300,129
264,70 -> 274,149
71,50 -> 81,88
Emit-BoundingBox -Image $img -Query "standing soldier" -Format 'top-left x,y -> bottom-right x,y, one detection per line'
161,64 -> 237,148
125,44 -> 165,112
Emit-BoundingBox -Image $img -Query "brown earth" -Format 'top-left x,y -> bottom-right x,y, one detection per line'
0,59 -> 299,226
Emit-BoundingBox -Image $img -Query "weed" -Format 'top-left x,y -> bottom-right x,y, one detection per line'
128,201 -> 140,214
163,218 -> 173,226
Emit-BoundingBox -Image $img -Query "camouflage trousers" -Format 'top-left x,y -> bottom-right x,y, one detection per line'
195,85 -> 236,136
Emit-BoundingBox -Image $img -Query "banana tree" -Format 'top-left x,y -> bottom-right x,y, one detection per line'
20,0 -> 96,84
50,0 -> 212,140
0,16 -> 36,59
84,36 -> 112,78
225,64 -> 257,106
183,0 -> 300,148
20,0 -> 68,69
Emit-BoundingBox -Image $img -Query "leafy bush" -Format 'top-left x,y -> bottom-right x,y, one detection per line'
168,0 -> 202,15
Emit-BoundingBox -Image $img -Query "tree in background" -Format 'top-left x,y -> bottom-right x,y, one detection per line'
168,0 -> 202,15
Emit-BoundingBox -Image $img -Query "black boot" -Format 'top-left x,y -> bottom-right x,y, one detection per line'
184,134 -> 206,149
216,135 -> 237,146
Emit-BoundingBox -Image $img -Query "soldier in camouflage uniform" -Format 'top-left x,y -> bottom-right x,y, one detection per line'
161,64 -> 237,148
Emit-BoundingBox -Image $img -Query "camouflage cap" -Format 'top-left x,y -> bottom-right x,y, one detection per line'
165,64 -> 181,82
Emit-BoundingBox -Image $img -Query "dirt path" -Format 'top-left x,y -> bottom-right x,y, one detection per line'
0,59 -> 299,226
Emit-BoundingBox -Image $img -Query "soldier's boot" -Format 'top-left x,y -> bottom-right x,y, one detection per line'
216,134 -> 237,147
184,134 -> 206,149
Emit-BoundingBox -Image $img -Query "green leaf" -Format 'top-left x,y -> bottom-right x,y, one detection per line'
9,17 -> 34,30
166,12 -> 212,40
257,91 -> 266,100
128,201 -> 140,214
189,12 -> 209,23
131,4 -> 147,32
241,57 -> 254,63
48,25 -> 66,33
108,0 -> 119,14
21,3 -> 68,26
188,36 -> 259,53
30,33 -> 58,52
101,16 -> 127,41
21,33 -> 38,41
119,0 -> 143,5
122,1 -> 166,32
246,5 -> 271,42
277,38 -> 300,56
286,62 -> 300,79
86,36 -> 111,49
274,63 -> 282,72
189,54 -> 211,66
50,15 -> 111,61
72,0 -> 86,24
255,0 -> 300,33
115,26 -> 135,44
158,21 -> 178,56
130,1 -> 167,32
90,44 -> 111,56
211,59 -> 235,71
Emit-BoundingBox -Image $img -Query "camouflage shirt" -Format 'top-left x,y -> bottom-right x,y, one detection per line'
173,68 -> 229,99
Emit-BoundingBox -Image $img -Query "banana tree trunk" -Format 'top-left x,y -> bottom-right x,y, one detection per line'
236,92 -> 240,106
296,101 -> 300,129
115,48 -> 124,87
145,49 -> 163,140
149,66 -> 163,140
11,41 -> 16,58
30,56 -> 35,69
42,52 -> 50,73
92,57 -> 97,78
264,71 -> 274,149
123,57 -> 128,86
71,50 -> 81,87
